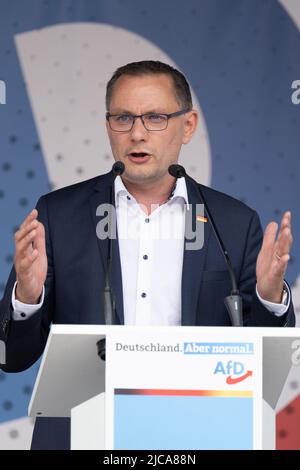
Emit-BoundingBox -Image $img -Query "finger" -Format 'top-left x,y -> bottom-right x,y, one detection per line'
17,215 -> 38,244
18,249 -> 39,274
277,226 -> 293,256
32,222 -> 46,253
15,219 -> 38,243
16,222 -> 45,261
280,211 -> 291,231
272,253 -> 290,277
261,221 -> 278,252
19,209 -> 38,231
15,228 -> 37,259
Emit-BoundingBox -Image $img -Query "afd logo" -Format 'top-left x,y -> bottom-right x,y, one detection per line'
0,80 -> 6,104
214,360 -> 252,385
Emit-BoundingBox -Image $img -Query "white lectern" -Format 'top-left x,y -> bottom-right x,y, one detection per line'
29,324 -> 299,450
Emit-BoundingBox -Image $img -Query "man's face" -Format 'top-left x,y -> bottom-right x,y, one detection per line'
106,74 -> 198,185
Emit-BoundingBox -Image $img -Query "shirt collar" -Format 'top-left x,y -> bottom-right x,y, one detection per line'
114,175 -> 189,208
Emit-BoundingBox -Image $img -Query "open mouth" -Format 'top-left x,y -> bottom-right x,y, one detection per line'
128,152 -> 151,163
129,152 -> 149,158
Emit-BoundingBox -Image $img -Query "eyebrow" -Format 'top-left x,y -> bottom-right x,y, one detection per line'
110,109 -> 167,115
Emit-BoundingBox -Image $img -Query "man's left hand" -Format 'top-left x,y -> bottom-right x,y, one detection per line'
256,211 -> 293,303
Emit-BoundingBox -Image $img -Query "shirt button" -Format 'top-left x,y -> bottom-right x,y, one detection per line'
141,292 -> 147,298
127,195 -> 131,200
20,312 -> 26,318
145,218 -> 150,223
143,255 -> 148,260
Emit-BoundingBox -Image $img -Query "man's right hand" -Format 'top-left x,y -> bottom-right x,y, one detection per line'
14,209 -> 47,304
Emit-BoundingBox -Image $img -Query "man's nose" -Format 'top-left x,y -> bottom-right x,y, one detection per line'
130,116 -> 148,140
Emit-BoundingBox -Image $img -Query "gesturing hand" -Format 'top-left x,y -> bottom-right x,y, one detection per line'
14,209 -> 47,304
256,211 -> 293,303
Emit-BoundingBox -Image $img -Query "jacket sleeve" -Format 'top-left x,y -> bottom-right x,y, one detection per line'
239,210 -> 295,327
0,195 -> 55,372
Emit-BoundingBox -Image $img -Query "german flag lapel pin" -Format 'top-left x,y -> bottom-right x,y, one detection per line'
196,215 -> 208,223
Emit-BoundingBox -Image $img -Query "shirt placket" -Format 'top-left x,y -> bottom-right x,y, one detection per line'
135,210 -> 155,325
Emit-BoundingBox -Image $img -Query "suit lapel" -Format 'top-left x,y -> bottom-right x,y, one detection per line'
181,179 -> 212,326
88,173 -> 124,325
110,233 -> 124,325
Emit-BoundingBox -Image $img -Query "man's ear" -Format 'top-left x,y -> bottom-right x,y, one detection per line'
182,110 -> 198,144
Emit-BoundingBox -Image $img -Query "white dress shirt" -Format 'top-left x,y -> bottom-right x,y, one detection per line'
115,175 -> 188,325
12,177 -> 289,322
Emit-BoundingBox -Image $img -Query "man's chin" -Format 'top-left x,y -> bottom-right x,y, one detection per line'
123,169 -> 163,185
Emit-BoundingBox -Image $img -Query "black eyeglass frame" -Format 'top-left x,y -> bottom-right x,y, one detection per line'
106,108 -> 191,132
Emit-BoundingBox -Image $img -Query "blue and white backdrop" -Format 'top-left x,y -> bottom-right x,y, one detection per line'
0,0 -> 299,449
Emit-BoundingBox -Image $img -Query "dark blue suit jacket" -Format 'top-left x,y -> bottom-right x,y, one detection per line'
0,171 -> 295,449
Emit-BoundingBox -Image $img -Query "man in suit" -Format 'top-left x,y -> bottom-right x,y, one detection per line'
0,61 -> 295,449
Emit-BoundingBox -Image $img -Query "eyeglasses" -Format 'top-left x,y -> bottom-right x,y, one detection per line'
106,108 -> 190,132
